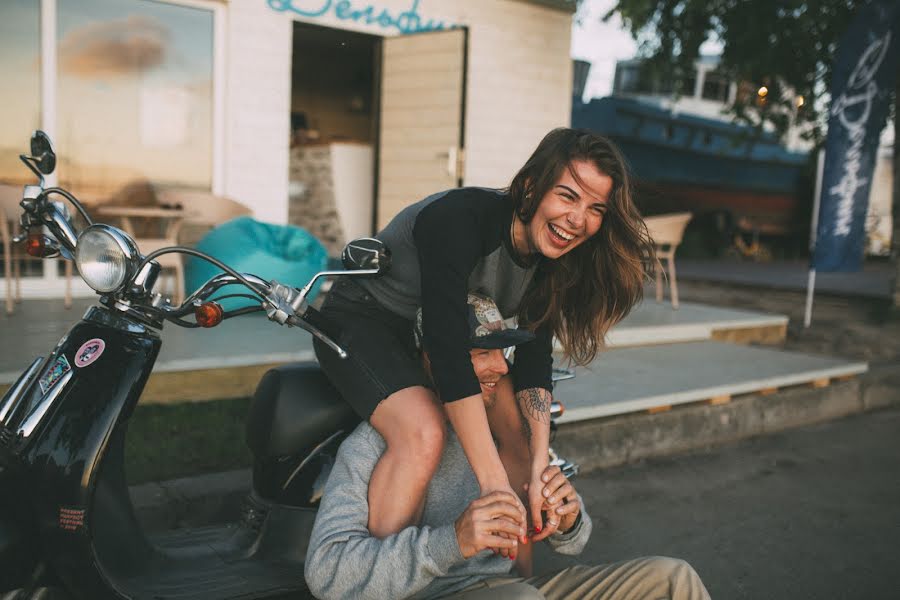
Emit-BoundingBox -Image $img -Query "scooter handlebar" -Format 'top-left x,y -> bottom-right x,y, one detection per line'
155,263 -> 349,359
287,306 -> 347,359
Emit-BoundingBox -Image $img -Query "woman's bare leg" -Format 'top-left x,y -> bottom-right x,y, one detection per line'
367,386 -> 446,538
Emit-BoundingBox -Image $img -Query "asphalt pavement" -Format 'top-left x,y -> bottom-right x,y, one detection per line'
534,407 -> 900,600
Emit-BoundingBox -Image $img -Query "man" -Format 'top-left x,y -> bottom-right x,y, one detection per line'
304,295 -> 710,599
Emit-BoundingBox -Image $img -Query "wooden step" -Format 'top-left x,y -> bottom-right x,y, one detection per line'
555,341 -> 867,423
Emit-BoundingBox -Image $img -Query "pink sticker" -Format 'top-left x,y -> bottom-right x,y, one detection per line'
75,338 -> 105,368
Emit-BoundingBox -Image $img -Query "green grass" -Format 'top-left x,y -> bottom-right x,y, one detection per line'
124,397 -> 253,485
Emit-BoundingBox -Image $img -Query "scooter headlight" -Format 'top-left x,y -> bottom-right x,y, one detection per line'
75,225 -> 139,293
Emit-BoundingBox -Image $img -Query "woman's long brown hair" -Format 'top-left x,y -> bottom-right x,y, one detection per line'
510,128 -> 653,365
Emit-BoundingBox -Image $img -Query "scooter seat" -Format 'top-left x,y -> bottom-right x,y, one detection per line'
246,363 -> 359,459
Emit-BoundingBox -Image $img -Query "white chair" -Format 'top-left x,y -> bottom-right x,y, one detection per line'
96,205 -> 187,305
154,190 -> 252,302
1,183 -> 72,314
157,189 -> 252,237
139,236 -> 186,305
644,212 -> 693,309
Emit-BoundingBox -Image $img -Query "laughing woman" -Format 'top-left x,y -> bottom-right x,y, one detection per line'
313,128 -> 652,550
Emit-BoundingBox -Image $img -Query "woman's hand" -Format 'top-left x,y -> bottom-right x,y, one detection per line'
445,394 -> 527,556
514,387 -> 553,538
526,465 -> 580,542
455,491 -> 526,560
525,455 -> 553,540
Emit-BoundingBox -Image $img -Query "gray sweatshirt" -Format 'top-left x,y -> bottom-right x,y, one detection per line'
304,423 -> 592,599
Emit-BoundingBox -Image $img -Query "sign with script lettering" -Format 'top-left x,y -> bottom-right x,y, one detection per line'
814,0 -> 900,271
267,0 -> 457,35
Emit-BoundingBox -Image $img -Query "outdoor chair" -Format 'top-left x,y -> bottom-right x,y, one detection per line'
1,183 -> 72,314
156,189 -> 253,246
156,189 -> 252,303
94,190 -> 252,305
645,212 -> 693,309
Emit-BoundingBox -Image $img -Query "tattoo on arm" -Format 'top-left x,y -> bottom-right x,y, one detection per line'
517,388 -> 551,426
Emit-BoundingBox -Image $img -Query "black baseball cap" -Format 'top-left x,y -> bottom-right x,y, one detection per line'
415,293 -> 536,350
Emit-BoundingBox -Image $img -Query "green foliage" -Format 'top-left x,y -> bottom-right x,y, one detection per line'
124,397 -> 252,484
606,0 -> 866,144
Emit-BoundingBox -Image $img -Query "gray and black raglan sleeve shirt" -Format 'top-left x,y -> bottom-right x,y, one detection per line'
303,423 -> 592,600
358,188 -> 554,403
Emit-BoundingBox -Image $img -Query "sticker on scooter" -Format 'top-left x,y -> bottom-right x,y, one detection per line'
75,338 -> 106,368
59,506 -> 85,532
39,355 -> 72,394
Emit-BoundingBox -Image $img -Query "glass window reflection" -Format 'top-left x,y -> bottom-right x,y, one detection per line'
57,0 -> 214,203
0,1 -> 41,186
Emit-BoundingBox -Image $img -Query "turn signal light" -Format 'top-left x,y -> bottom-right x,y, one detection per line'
195,302 -> 224,328
25,234 -> 58,257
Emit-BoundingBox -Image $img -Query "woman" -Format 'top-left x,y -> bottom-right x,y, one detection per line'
313,128 -> 651,550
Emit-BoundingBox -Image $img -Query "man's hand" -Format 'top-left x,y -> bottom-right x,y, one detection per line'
455,491 -> 525,560
479,480 -> 528,558
525,465 -> 581,542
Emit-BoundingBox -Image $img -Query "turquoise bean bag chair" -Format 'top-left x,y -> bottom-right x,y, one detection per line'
185,217 -> 328,310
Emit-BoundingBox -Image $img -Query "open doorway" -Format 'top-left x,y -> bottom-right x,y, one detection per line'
289,22 -> 381,256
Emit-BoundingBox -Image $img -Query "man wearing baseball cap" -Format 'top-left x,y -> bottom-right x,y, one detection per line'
415,292 -> 536,406
304,294 -> 710,599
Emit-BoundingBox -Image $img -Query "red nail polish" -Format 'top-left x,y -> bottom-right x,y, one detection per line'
510,555 -> 516,560
534,525 -> 542,533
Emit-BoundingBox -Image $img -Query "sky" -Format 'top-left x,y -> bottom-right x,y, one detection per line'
571,0 -> 723,101
569,0 -> 638,101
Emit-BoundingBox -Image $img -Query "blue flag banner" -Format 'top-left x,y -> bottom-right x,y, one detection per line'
814,0 -> 900,271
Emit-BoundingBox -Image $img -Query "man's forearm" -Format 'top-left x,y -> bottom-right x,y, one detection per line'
445,393 -> 510,488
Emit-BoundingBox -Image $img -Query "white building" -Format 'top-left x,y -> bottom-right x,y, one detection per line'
0,0 -> 576,299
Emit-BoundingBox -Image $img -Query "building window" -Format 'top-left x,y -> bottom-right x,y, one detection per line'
616,64 -> 642,95
0,1 -> 41,186
56,0 -> 215,202
702,71 -> 730,103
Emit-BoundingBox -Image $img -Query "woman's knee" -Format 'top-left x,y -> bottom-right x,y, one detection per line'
371,387 -> 446,465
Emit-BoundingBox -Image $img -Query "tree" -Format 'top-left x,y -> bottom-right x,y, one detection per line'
606,0 -> 899,308
608,0 -> 868,140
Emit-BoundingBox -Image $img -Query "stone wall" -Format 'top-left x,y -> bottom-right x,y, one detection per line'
289,145 -> 345,255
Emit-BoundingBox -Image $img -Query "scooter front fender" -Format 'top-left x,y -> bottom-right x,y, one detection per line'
0,463 -> 40,591
10,307 -> 160,599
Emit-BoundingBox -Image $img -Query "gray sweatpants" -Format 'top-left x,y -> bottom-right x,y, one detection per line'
444,556 -> 711,600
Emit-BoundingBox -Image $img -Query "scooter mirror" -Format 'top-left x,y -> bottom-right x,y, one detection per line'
341,238 -> 391,274
30,130 -> 56,175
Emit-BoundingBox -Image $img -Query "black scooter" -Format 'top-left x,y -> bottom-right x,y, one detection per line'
0,132 -> 576,600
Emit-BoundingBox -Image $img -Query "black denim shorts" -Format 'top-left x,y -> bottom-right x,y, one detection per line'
313,278 -> 432,419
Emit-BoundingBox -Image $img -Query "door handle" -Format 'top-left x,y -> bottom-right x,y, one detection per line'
436,147 -> 456,178
437,147 -> 464,180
